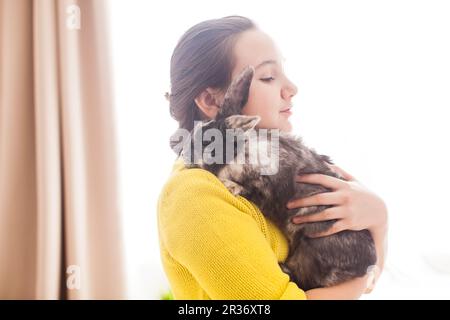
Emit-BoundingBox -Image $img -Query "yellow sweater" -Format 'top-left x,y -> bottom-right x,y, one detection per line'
157,156 -> 307,300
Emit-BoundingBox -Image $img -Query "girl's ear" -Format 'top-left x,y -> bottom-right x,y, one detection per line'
194,88 -> 224,120
218,66 -> 254,119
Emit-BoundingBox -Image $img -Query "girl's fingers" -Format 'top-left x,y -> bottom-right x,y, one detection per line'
309,220 -> 347,238
295,173 -> 349,191
286,191 -> 343,209
291,207 -> 342,224
327,164 -> 356,181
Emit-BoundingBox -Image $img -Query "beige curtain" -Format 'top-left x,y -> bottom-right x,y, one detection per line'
0,0 -> 126,299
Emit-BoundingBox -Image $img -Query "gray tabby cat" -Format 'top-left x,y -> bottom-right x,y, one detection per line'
172,66 -> 376,290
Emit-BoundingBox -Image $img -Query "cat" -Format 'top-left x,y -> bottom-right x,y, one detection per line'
171,66 -> 377,290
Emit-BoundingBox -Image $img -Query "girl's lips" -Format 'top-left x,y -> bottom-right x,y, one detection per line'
280,108 -> 292,116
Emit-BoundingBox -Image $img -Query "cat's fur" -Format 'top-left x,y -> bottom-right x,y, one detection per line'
172,66 -> 376,290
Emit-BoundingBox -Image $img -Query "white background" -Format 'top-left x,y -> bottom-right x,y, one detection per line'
108,0 -> 450,299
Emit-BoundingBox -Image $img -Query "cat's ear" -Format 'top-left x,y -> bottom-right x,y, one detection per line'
218,66 -> 254,118
225,115 -> 261,133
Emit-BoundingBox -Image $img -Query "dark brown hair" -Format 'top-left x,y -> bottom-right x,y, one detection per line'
166,15 -> 257,150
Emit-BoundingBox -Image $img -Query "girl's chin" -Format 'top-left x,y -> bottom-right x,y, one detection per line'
280,121 -> 293,133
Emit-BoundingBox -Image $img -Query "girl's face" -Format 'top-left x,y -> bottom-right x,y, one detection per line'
230,29 -> 298,133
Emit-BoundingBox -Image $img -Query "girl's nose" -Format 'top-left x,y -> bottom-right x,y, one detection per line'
282,79 -> 298,99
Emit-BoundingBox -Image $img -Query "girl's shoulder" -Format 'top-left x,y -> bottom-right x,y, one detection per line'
157,156 -> 264,228
161,156 -> 226,200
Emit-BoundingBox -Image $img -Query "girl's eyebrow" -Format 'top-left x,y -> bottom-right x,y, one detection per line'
255,57 -> 286,70
255,59 -> 277,70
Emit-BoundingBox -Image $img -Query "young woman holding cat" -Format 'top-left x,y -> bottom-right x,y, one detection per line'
158,15 -> 388,299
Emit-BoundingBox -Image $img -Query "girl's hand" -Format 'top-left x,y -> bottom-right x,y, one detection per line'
287,164 -> 388,238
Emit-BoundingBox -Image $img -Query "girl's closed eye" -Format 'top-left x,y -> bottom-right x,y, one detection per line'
260,76 -> 275,82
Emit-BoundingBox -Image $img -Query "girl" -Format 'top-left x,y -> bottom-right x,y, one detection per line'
158,15 -> 388,299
